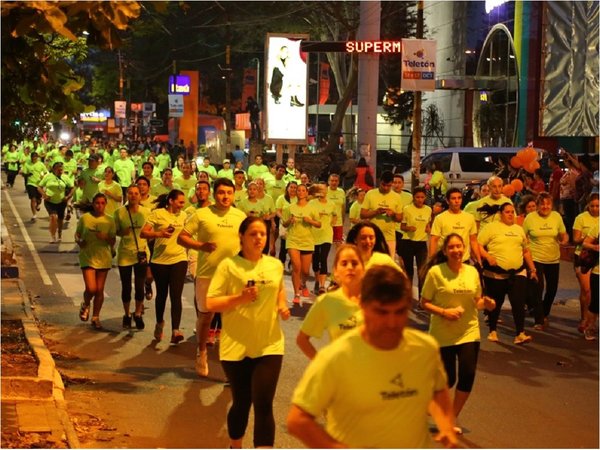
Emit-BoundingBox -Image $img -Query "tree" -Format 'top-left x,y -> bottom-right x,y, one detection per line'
1,1 -> 142,142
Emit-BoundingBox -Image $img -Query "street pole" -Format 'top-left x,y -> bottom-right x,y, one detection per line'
225,45 -> 232,152
172,60 -> 179,151
411,0 -> 424,190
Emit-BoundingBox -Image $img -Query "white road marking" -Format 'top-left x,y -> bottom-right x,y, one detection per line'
3,191 -> 52,285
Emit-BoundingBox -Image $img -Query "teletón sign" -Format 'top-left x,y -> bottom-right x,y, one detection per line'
300,40 -> 402,53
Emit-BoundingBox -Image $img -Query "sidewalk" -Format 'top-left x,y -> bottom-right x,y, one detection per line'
1,209 -> 79,448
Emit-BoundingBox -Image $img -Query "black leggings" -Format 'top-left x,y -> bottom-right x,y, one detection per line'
221,355 -> 283,447
533,261 -> 560,319
118,263 -> 147,304
278,238 -> 287,265
150,261 -> 187,330
398,240 -> 428,293
312,243 -> 332,274
6,169 -> 18,187
440,341 -> 480,393
485,275 -> 527,334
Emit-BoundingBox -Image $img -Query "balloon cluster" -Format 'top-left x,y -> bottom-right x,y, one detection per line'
502,178 -> 524,197
510,148 -> 540,173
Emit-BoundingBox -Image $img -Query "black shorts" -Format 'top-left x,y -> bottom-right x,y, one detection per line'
26,185 -> 41,200
44,200 -> 67,219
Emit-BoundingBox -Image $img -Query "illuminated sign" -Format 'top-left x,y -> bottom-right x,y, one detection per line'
485,0 -> 509,14
345,40 -> 402,53
168,75 -> 191,95
401,39 -> 437,92
80,110 -> 111,122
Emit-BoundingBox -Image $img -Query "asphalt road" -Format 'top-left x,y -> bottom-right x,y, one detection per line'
1,182 -> 598,448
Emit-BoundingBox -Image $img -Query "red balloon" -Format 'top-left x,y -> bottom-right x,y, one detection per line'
502,184 -> 515,197
510,156 -> 523,169
511,178 -> 524,192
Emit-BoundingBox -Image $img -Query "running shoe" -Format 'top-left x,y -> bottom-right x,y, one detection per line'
133,314 -> 145,330
154,321 -> 164,341
584,328 -> 597,341
122,314 -> 132,329
207,329 -> 216,346
301,286 -> 310,297
91,317 -> 102,330
487,331 -> 499,342
292,295 -> 301,306
170,330 -> 184,344
195,350 -> 209,377
514,332 -> 532,345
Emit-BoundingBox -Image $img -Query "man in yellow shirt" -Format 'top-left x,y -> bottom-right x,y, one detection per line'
326,174 -> 346,248
476,176 -> 512,233
287,265 -> 457,448
178,178 -> 247,378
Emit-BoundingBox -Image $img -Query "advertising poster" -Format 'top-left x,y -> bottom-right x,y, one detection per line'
401,39 -> 437,92
168,95 -> 184,117
265,34 -> 309,143
114,100 -> 127,119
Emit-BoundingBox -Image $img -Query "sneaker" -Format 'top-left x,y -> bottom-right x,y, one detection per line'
170,330 -> 184,344
154,321 -> 164,341
292,295 -> 301,306
453,426 -> 464,435
31,215 -> 36,222
122,314 -> 132,329
195,350 -> 209,377
215,329 -> 221,342
584,328 -> 597,341
91,317 -> 102,330
301,286 -> 310,297
533,323 -> 544,331
313,283 -> 320,295
487,331 -> 499,342
318,287 -> 326,295
79,302 -> 90,321
514,332 -> 532,345
578,320 -> 587,333
145,283 -> 153,300
133,314 -> 145,330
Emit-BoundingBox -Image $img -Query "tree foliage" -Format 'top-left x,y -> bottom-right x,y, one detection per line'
1,1 -> 141,142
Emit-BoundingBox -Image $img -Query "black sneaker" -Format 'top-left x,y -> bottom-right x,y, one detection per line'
122,314 -> 132,329
133,314 -> 145,330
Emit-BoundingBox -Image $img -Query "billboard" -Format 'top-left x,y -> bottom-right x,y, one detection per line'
265,34 -> 309,144
168,75 -> 191,95
401,39 -> 437,92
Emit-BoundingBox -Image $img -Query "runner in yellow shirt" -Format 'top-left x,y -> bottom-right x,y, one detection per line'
309,184 -> 337,294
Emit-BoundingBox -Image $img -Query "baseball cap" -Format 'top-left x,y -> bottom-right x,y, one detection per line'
223,159 -> 231,164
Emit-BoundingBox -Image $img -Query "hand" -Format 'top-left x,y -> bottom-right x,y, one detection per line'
444,306 -> 464,321
483,296 -> 496,311
408,226 -> 417,232
278,305 -> 291,320
96,231 -> 110,241
240,286 -> 258,304
384,208 -> 395,217
485,255 -> 497,266
302,216 -> 312,225
289,216 -> 296,225
376,207 -> 387,215
199,241 -> 217,253
529,271 -> 538,281
433,430 -> 459,449
161,229 -> 173,238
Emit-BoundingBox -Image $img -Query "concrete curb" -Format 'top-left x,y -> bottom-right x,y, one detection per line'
17,279 -> 81,449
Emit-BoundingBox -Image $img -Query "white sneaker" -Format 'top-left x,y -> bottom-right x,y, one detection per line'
487,331 -> 499,342
514,332 -> 532,345
195,350 -> 209,377
584,328 -> 597,341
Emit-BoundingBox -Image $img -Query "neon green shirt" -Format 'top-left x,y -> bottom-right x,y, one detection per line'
145,208 -> 188,265
478,222 -> 527,271
76,213 -> 116,269
476,195 -> 513,232
326,187 -> 346,222
113,158 -> 136,188
208,254 -> 285,360
22,161 -> 47,186
97,181 -> 123,217
156,153 -> 171,171
348,200 -> 362,223
292,327 -> 446,448
247,163 -> 269,181
217,168 -> 234,180
183,205 -> 247,278
308,198 -> 337,244
421,263 -> 482,348
114,205 -> 150,266
282,202 -> 319,251
522,211 -> 566,264
301,289 -> 362,341
362,189 -> 402,240
573,211 -> 599,255
364,251 -> 403,272
401,203 -> 432,242
38,173 -> 72,204
430,210 -> 477,261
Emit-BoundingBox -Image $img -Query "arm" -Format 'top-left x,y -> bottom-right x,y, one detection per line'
286,405 -> 347,449
303,215 -> 321,228
140,223 -> 172,240
572,228 -> 585,246
277,287 -> 290,320
177,229 -> 216,252
557,231 -> 569,246
296,331 -> 317,360
582,234 -> 599,252
360,207 -> 383,220
428,235 -> 440,259
205,285 -> 257,312
420,296 -> 464,321
428,388 -> 458,449
522,247 -> 538,281
469,234 -> 482,265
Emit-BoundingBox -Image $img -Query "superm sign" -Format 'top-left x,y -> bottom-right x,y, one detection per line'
401,39 -> 437,92
168,75 -> 191,95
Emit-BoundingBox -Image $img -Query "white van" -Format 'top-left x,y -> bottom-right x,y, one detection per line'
402,146 -> 545,190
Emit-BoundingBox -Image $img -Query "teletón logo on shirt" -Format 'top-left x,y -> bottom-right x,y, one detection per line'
380,373 -> 418,400
217,217 -> 235,229
338,315 -> 358,331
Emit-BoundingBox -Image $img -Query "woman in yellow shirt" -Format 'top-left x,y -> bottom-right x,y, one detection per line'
420,233 -> 495,433
75,193 -> 116,330
345,221 -> 400,271
206,217 -> 290,449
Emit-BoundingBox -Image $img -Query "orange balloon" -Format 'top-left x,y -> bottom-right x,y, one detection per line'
511,178 -> 524,192
510,155 -> 523,169
502,184 -> 515,197
523,148 -> 537,164
525,160 -> 540,173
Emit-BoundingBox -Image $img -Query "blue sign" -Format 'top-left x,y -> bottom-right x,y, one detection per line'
168,75 -> 191,96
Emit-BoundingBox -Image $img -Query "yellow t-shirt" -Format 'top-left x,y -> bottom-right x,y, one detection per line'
76,213 -> 116,269
476,195 -> 513,232
430,210 -> 478,261
573,211 -> 599,255
586,224 -> 599,275
326,187 -> 346,222
145,208 -> 187,265
114,205 -> 150,267
208,255 -> 285,360
365,252 -> 403,272
300,289 -> 362,341
421,263 -> 482,348
348,200 -> 362,223
139,194 -> 157,210
477,222 -> 527,271
283,202 -> 318,251
291,327 -> 447,449
97,180 -> 122,217
237,198 -> 270,218
401,203 -> 432,242
234,187 -> 247,205
522,211 -> 566,264
174,176 -> 197,207
362,189 -> 403,240
308,198 -> 337,245
183,205 -> 247,278
395,190 -> 413,232
267,178 -> 286,202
